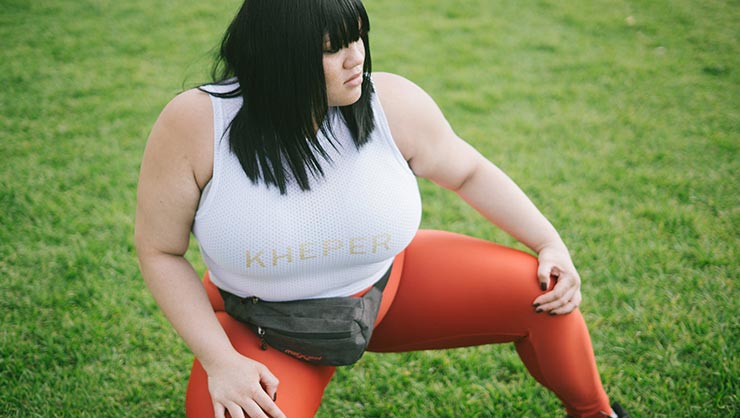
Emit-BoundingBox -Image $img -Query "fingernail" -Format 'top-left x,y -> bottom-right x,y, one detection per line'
548,312 -> 557,316
532,303 -> 540,308
540,283 -> 547,291
535,308 -> 543,314
273,392 -> 278,401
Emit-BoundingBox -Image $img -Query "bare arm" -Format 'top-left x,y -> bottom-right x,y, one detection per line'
135,89 -> 284,418
374,72 -> 581,314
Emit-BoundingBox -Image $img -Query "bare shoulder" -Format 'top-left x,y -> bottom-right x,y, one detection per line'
372,72 -> 455,166
147,88 -> 214,189
372,71 -> 415,92
158,88 -> 212,129
372,72 -> 434,115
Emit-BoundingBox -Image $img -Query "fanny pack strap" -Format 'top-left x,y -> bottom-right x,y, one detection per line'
223,264 -> 392,304
369,264 -> 392,293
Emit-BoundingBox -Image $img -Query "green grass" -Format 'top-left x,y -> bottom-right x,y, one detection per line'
1,0 -> 736,416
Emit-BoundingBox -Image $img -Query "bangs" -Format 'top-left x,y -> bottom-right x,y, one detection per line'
321,0 -> 370,50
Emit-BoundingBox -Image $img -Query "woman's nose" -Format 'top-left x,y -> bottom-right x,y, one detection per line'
344,40 -> 364,68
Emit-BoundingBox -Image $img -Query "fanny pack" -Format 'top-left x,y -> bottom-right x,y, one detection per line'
219,266 -> 391,366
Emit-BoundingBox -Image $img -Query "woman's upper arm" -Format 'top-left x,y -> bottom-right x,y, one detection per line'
135,89 -> 213,259
373,72 -> 482,191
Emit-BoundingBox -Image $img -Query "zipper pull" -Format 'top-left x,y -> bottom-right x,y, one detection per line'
256,326 -> 267,350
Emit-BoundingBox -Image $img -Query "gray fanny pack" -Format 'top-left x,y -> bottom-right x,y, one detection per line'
219,266 -> 391,366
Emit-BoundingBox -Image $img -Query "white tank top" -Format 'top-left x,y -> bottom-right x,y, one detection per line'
192,80 -> 421,301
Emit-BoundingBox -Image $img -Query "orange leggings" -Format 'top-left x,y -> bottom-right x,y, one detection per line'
186,230 -> 611,417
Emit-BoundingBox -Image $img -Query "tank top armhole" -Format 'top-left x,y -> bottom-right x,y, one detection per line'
194,92 -> 225,221
370,84 -> 416,175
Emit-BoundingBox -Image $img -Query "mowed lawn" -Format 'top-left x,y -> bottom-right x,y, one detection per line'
0,0 -> 736,416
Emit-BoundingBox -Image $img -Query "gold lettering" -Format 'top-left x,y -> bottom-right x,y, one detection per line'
372,233 -> 392,253
299,242 -> 317,260
245,250 -> 266,268
349,237 -> 367,255
247,233 -> 393,268
323,239 -> 343,256
272,247 -> 294,266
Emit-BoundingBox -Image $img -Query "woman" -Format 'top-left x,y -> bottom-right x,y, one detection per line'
135,0 -> 630,417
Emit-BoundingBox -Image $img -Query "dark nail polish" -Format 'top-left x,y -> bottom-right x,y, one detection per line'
532,303 -> 540,308
540,283 -> 547,291
549,312 -> 557,316
535,308 -> 543,313
273,392 -> 278,401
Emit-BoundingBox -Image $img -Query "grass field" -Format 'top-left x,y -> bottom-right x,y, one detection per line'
1,0 -> 737,416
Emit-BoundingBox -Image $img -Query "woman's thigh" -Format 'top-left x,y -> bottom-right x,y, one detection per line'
368,229 -> 544,352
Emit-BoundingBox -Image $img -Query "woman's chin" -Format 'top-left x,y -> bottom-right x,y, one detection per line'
328,88 -> 363,107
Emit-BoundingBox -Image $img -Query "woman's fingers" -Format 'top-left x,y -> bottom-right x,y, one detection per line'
239,398 -> 269,418
548,289 -> 582,315
533,273 -> 581,314
534,246 -> 583,314
257,365 -> 280,403
214,403 -> 226,418
223,401 -> 247,418
536,262 -> 558,291
249,385 -> 286,418
218,391 -> 285,418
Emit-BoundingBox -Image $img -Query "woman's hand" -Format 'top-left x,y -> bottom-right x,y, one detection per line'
205,352 -> 285,418
532,246 -> 582,315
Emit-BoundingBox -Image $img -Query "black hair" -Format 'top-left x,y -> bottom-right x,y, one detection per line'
203,0 -> 374,194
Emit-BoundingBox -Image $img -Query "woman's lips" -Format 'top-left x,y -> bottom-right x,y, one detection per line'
345,72 -> 363,86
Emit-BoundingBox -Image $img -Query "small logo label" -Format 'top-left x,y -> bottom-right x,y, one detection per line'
283,349 -> 323,362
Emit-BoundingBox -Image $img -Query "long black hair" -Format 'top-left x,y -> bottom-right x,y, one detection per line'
203,0 -> 375,194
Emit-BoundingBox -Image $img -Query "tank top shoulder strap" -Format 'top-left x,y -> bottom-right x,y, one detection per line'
369,79 -> 413,174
